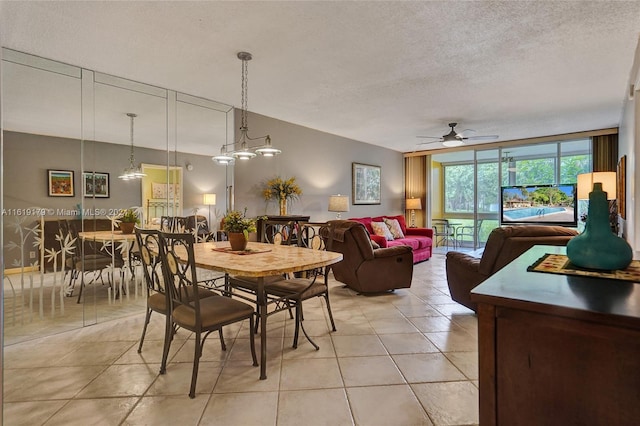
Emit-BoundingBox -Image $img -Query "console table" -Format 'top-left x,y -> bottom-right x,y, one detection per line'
470,245 -> 640,426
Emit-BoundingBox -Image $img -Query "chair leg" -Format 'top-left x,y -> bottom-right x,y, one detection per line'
218,328 -> 226,351
323,293 -> 337,332
159,313 -> 172,375
137,307 -> 153,353
189,331 -> 201,399
292,303 -> 301,349
248,315 -> 258,367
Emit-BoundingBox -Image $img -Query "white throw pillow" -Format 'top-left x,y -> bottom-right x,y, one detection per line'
384,218 -> 405,239
371,221 -> 394,241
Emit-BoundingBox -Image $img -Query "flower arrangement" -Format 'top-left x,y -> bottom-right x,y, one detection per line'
222,209 -> 257,239
263,176 -> 303,202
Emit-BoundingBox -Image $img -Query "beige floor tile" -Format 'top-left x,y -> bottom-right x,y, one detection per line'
283,317 -> 334,338
4,342 -> 82,368
409,315 -> 458,333
146,361 -> 222,396
76,364 -> 160,398
444,351 -> 479,380
368,316 -> 420,334
57,340 -> 135,366
347,384 -> 433,426
3,400 -> 66,426
280,358 -> 343,390
412,381 -> 479,426
393,353 -> 467,383
44,397 -> 138,426
331,334 -> 387,357
395,303 -> 445,317
4,366 -> 106,402
122,395 -> 209,425
169,335 -> 233,364
213,360 -> 281,393
432,303 -> 475,317
277,388 -> 352,426
282,335 -> 336,359
424,330 -> 478,352
329,317 -> 375,335
202,391 -> 279,426
339,355 -> 405,387
379,332 -> 439,354
116,336 -> 187,366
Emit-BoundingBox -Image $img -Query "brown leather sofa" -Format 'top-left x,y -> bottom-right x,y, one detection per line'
321,220 -> 413,293
446,225 -> 578,311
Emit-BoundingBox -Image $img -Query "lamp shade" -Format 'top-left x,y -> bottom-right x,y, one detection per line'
328,195 -> 350,212
577,172 -> 616,200
406,198 -> 422,210
203,193 -> 217,205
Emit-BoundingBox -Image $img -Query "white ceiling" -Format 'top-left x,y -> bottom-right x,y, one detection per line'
2,1 -> 640,153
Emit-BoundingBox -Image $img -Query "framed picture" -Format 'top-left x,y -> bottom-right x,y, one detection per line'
48,170 -> 74,197
617,155 -> 626,220
83,172 -> 110,198
352,162 -> 381,205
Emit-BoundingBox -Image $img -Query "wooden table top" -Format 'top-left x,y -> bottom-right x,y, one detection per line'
79,230 -> 137,241
187,241 -> 343,278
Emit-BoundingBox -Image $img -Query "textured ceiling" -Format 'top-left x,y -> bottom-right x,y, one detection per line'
2,1 -> 640,153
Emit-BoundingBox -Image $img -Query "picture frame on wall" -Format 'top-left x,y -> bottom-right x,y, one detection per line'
83,172 -> 110,198
48,170 -> 74,197
352,162 -> 381,205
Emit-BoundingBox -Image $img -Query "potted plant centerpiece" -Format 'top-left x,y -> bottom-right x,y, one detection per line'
118,208 -> 140,234
223,209 -> 257,251
263,176 -> 302,216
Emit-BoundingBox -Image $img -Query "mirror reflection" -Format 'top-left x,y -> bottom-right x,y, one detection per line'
2,48 -> 232,343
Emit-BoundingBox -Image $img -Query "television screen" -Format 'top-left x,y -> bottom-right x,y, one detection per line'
500,184 -> 577,227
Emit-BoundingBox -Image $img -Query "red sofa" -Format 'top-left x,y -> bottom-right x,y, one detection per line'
348,215 -> 433,263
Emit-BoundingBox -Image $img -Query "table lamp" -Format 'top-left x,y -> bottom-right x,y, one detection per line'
406,197 -> 422,228
203,193 -> 216,228
567,172 -> 631,270
328,195 -> 349,219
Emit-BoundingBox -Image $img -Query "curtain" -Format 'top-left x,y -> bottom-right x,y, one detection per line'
405,156 -> 427,227
592,134 -> 618,172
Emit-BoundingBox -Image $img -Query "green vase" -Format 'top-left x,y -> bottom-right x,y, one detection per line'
566,183 -> 632,270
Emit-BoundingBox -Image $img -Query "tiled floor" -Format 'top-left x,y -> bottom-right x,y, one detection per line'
3,250 -> 479,425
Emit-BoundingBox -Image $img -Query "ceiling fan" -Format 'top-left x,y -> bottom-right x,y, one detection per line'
417,122 -> 499,147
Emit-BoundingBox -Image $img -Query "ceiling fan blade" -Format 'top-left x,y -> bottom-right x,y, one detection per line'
465,135 -> 499,141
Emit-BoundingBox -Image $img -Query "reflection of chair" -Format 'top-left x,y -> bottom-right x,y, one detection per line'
64,221 -> 124,303
185,215 -> 214,242
261,220 -> 295,245
321,220 -> 413,293
158,232 -> 257,398
446,225 -> 579,311
432,219 -> 456,249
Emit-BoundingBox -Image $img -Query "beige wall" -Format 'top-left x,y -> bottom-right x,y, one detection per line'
232,111 -> 405,221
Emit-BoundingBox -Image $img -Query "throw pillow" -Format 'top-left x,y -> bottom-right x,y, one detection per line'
371,221 -> 394,241
384,218 -> 405,239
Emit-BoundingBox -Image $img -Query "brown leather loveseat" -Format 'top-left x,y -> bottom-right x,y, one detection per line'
446,225 -> 578,311
322,220 -> 413,293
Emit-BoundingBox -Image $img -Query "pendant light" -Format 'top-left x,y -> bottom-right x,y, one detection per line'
119,113 -> 146,180
213,52 -> 281,165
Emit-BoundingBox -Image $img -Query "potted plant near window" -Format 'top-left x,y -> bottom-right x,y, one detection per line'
118,208 -> 139,234
222,209 -> 257,251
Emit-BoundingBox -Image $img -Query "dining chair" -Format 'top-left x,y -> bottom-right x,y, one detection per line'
63,220 -> 124,302
228,221 -> 337,349
158,231 -> 257,398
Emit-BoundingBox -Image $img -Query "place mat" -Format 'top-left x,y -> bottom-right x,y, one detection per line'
527,253 -> 640,282
211,247 -> 272,255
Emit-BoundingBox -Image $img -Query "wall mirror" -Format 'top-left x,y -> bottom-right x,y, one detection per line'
2,48 -> 233,345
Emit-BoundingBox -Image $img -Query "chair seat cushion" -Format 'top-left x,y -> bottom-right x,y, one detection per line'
172,296 -> 254,329
148,287 -> 216,314
229,275 -> 287,292
264,278 -> 327,300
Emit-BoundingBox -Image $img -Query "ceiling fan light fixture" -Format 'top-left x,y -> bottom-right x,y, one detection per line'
442,140 -> 464,147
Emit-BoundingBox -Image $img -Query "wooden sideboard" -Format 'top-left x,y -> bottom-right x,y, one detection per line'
470,245 -> 640,426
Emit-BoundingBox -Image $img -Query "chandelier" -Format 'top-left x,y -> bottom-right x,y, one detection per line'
119,113 -> 147,180
213,52 -> 280,165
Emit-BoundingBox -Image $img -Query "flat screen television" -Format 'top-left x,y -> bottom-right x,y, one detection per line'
500,184 -> 577,227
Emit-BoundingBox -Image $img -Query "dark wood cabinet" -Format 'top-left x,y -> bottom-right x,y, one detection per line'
471,245 -> 640,426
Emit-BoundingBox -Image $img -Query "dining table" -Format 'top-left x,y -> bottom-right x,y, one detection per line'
188,240 -> 343,380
